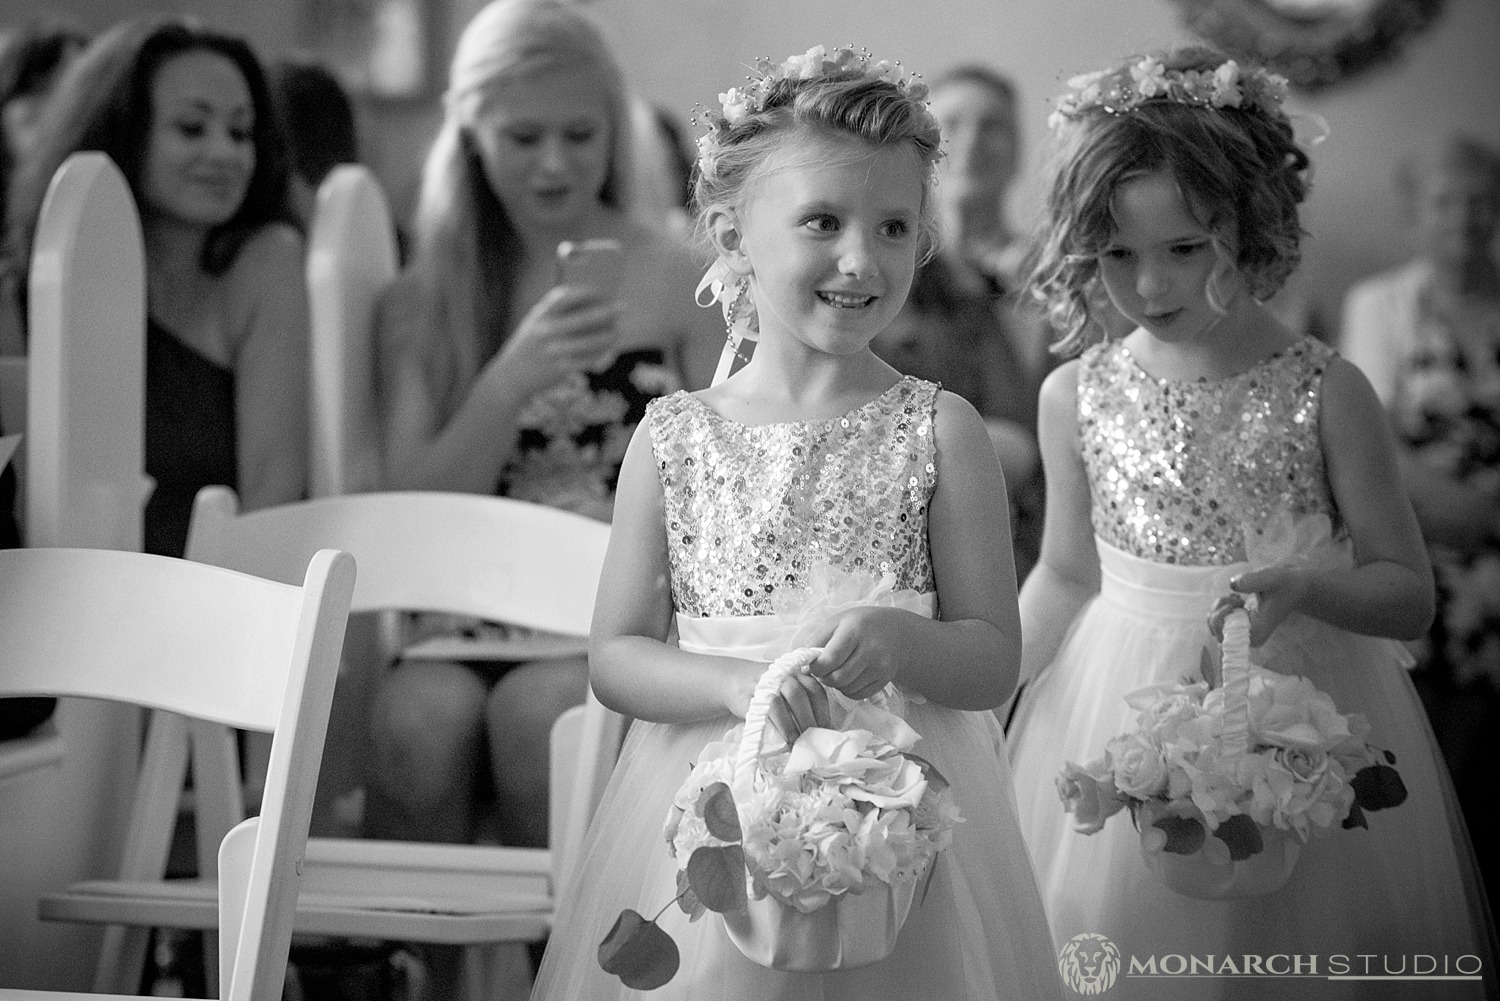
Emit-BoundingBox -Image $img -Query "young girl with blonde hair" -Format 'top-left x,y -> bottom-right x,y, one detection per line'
531,44 -> 1064,1001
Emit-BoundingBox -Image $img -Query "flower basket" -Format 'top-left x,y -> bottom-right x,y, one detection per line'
1135,611 -> 1300,898
1139,798 -> 1302,899
1056,607 -> 1408,903
718,649 -> 926,971
599,573 -> 963,990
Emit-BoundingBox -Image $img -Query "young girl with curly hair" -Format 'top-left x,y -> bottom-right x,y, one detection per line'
1007,47 -> 1496,999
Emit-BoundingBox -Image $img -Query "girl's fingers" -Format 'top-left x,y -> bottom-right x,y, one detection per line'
808,628 -> 855,680
795,674 -> 832,730
767,700 -> 798,745
773,673 -> 831,739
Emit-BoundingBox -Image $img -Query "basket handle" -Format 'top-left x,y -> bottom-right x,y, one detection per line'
735,647 -> 822,788
1219,607 -> 1252,759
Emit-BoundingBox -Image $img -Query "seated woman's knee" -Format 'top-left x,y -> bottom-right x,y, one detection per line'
487,657 -> 588,735
370,660 -> 487,798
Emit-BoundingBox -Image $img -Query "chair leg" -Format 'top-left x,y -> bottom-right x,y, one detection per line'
461,943 -> 533,1001
92,924 -> 150,993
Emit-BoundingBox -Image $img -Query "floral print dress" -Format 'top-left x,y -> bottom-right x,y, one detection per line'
1386,294 -> 1500,689
498,347 -> 682,522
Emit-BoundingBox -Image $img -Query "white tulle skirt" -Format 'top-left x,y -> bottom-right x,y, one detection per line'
1007,538 -> 1498,999
532,609 -> 1065,1000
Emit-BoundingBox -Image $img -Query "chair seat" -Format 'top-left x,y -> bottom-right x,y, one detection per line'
40,837 -> 555,945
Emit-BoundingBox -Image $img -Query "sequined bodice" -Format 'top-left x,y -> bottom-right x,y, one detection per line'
649,377 -> 938,617
1079,339 -> 1338,565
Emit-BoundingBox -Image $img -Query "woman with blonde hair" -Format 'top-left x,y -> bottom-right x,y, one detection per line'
367,0 -> 720,863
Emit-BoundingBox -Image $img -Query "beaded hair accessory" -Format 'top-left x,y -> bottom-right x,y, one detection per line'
694,44 -> 932,174
693,45 -> 934,357
1047,56 -> 1290,132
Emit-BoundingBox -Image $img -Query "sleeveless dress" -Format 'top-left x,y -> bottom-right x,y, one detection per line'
1007,339 -> 1498,999
143,318 -> 237,559
532,376 -> 1065,1000
399,347 -> 682,654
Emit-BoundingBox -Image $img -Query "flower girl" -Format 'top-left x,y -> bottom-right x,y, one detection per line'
1006,46 -> 1497,999
530,44 -> 1064,1000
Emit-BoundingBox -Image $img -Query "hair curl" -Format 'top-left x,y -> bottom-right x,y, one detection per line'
1028,47 -> 1310,357
3,16 -> 293,294
692,73 -> 944,262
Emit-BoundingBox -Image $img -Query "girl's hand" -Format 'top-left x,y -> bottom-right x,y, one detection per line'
807,607 -> 909,702
723,660 -> 831,744
481,285 -> 621,401
768,671 -> 832,746
1210,564 -> 1311,646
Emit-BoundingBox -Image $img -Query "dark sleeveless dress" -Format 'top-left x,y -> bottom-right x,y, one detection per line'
143,318 -> 237,559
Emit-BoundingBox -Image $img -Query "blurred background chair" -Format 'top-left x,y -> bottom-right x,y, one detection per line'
306,164 -> 396,500
0,544 -> 356,1001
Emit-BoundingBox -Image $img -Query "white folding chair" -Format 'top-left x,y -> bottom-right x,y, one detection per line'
0,545 -> 355,1001
0,152 -> 156,984
40,487 -> 625,1000
0,357 -> 24,435
306,164 -> 397,499
24,152 -> 151,552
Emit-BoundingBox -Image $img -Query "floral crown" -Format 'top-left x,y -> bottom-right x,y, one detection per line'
695,44 -> 933,170
1047,55 -> 1290,132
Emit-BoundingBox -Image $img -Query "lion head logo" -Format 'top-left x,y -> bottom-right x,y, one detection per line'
1058,933 -> 1121,995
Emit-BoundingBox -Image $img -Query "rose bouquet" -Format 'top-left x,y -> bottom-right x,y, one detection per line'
600,647 -> 962,989
1057,609 -> 1407,899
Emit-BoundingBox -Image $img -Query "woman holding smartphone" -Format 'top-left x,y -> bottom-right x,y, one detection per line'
369,0 -> 720,869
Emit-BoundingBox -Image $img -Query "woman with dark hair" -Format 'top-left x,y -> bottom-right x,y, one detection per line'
268,54 -> 359,223
0,17 -> 88,236
0,17 -> 88,356
2,16 -> 308,558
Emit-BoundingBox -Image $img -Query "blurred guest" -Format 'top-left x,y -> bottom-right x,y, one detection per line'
874,63 -> 1050,580
268,54 -> 359,224
1340,133 -> 1500,901
366,0 -> 720,864
4,17 -> 308,558
1,17 -> 87,357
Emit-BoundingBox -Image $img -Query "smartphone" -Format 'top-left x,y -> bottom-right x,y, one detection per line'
556,238 -> 626,300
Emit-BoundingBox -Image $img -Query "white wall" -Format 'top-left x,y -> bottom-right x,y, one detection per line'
586,0 -> 1500,331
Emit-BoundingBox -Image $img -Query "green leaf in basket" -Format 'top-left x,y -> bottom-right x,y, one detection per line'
697,781 -> 742,842
1352,763 -> 1407,811
598,908 -> 679,990
1213,814 -> 1264,861
1342,802 -> 1368,831
675,867 -> 707,922
1154,813 -> 1207,855
687,844 -> 748,913
1198,643 -> 1221,689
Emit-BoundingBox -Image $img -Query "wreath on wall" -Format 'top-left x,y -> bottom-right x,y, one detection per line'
1166,0 -> 1448,90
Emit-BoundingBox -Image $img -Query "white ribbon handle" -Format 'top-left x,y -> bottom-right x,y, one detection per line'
735,647 -> 821,786
1219,608 -> 1252,759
